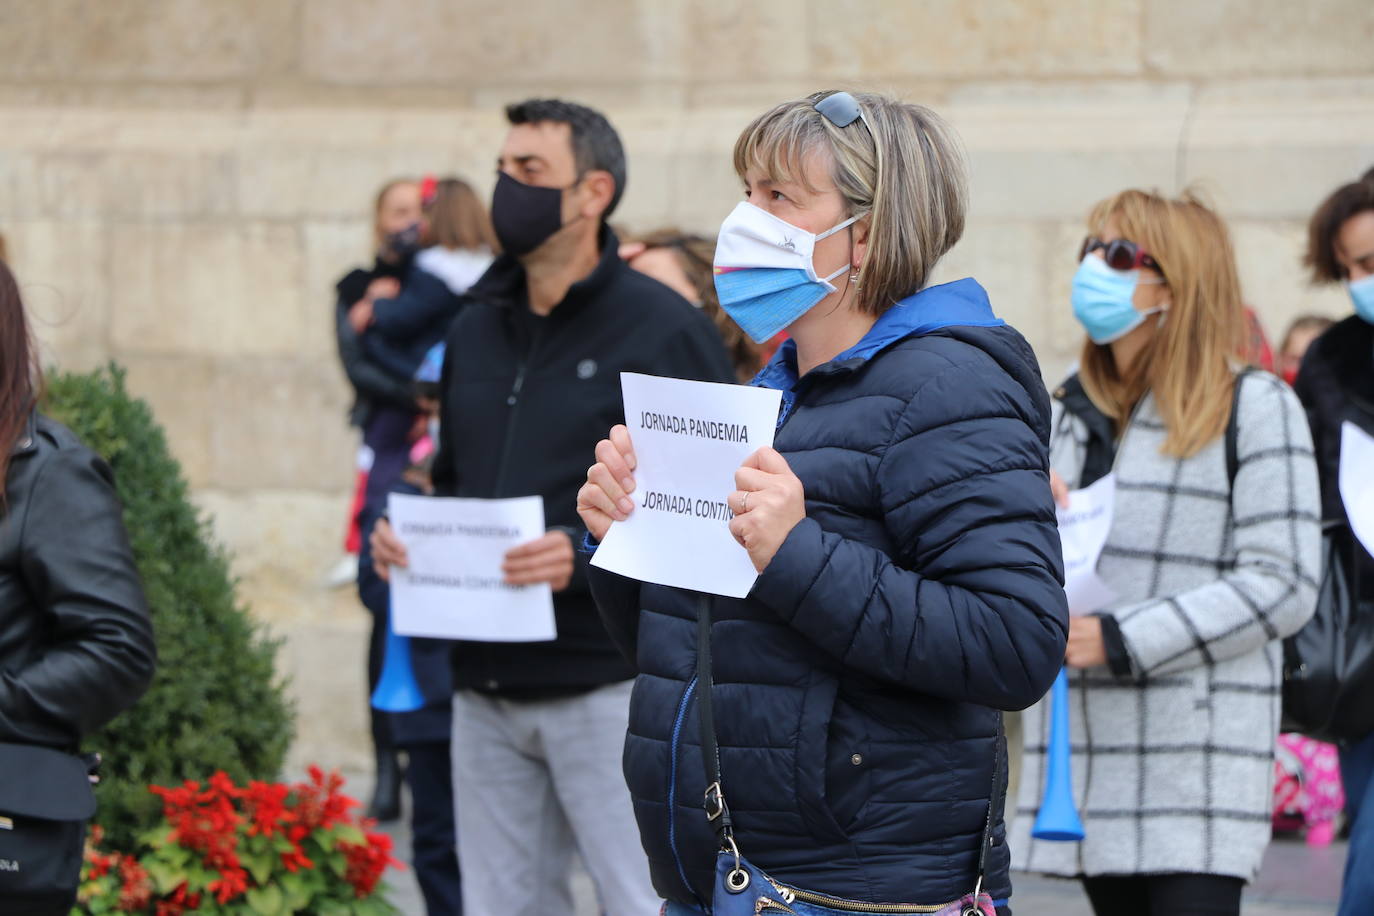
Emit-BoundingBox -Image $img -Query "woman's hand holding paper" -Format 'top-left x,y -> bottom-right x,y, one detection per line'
729,446 -> 806,573
577,425 -> 638,542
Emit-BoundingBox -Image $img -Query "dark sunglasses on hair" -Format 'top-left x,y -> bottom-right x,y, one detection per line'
813,91 -> 864,128
1080,236 -> 1164,277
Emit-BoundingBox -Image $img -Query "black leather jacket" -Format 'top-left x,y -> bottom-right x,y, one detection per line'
0,413 -> 155,749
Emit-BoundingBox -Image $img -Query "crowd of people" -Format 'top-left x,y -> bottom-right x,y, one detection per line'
1,87 -> 1371,916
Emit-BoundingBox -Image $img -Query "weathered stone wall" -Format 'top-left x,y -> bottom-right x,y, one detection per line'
4,1 -> 1373,772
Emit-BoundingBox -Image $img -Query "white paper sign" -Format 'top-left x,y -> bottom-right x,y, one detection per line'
387,493 -> 556,642
1057,473 -> 1119,616
590,373 -> 783,598
1340,421 -> 1374,555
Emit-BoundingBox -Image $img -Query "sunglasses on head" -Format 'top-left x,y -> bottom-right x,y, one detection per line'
1080,236 -> 1164,278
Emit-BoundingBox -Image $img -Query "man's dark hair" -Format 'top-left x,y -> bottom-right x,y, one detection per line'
1305,176 -> 1374,283
506,98 -> 626,220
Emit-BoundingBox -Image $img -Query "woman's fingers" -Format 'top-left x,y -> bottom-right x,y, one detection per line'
1050,469 -> 1070,509
596,436 -> 636,495
609,424 -> 637,472
588,463 -> 633,518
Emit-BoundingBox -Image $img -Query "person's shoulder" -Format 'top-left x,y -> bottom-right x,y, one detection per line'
13,415 -> 114,497
1307,314 -> 1371,365
874,330 -> 1012,394
1236,367 -> 1301,414
604,261 -> 698,317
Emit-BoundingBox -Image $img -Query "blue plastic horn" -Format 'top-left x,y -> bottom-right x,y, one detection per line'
371,606 -> 425,713
1032,667 -> 1085,842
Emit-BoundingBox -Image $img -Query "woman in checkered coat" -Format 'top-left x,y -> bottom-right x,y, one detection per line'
1011,190 -> 1321,916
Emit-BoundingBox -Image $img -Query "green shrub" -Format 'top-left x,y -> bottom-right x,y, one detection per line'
41,364 -> 295,852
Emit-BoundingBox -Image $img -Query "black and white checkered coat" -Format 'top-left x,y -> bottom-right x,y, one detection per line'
1011,371 -> 1321,880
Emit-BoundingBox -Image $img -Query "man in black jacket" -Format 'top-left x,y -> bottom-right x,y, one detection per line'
370,98 -> 734,915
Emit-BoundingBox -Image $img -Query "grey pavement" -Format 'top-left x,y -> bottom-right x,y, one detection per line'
377,802 -> 1344,915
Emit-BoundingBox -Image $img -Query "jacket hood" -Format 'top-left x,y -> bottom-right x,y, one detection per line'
754,278 -> 1051,442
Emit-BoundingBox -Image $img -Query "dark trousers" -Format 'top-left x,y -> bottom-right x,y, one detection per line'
362,404 -> 415,751
404,740 -> 462,915
1082,873 -> 1244,916
9,893 -> 75,916
1338,728 -> 1374,916
366,607 -> 393,749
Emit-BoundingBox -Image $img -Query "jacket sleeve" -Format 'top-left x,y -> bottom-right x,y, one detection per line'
1,448 -> 156,746
1110,376 -> 1321,677
751,360 -> 1069,710
336,301 -> 416,410
369,270 -> 459,342
430,331 -> 460,498
587,564 -> 643,666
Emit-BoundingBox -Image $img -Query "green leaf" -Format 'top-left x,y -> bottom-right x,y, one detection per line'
280,872 -> 312,912
144,859 -> 187,895
242,849 -> 275,886
245,883 -> 285,916
333,824 -> 367,846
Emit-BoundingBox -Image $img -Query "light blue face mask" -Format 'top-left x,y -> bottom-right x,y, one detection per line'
1348,274 -> 1374,325
1071,255 -> 1166,344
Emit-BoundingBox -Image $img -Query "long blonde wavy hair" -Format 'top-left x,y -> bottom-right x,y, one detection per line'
1078,189 -> 1245,459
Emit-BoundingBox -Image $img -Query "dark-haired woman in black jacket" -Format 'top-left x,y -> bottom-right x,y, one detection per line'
0,261 -> 155,914
1295,172 -> 1374,916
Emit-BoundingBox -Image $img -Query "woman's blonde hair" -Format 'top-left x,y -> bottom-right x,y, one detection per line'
1078,189 -> 1246,459
425,177 -> 500,252
732,90 -> 967,315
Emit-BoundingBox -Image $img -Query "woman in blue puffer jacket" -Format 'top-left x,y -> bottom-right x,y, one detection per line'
578,90 -> 1068,916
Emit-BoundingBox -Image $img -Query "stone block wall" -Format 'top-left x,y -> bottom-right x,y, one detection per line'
3,1 -> 1372,772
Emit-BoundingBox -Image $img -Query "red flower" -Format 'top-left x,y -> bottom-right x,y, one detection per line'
117,856 -> 152,911
339,831 -> 402,898
207,864 -> 249,904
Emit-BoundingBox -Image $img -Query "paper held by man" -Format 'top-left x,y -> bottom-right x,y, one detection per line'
590,372 -> 783,599
387,493 -> 556,641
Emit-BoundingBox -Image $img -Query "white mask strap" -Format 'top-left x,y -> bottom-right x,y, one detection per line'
821,262 -> 851,283
814,214 -> 860,242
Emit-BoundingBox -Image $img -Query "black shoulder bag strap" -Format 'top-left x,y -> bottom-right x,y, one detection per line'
1224,367 -> 1257,490
694,592 -> 1005,904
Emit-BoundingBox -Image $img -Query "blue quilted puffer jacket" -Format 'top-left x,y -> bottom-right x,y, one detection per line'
588,278 -> 1068,910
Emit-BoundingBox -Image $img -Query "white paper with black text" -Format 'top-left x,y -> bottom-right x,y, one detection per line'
1057,472 -> 1119,616
1340,421 -> 1374,555
387,493 -> 556,641
590,373 -> 782,598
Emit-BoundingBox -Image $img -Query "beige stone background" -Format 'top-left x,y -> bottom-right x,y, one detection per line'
4,0 -> 1374,774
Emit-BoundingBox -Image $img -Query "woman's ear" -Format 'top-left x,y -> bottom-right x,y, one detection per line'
851,214 -> 871,270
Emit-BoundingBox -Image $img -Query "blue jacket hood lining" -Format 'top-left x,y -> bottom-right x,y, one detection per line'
752,278 -> 1005,393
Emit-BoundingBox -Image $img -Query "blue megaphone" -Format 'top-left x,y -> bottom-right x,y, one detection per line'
1032,667 -> 1085,841
371,606 -> 425,713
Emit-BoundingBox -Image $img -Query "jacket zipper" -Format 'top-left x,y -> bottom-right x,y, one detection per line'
491,324 -> 544,498
668,677 -> 699,904
781,887 -> 947,913
480,319 -> 542,690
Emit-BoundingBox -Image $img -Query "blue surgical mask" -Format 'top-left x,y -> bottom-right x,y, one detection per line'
712,202 -> 858,344
1071,255 -> 1166,344
1348,275 -> 1374,325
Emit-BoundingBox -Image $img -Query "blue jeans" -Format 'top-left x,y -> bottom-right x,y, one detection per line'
1338,729 -> 1374,916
